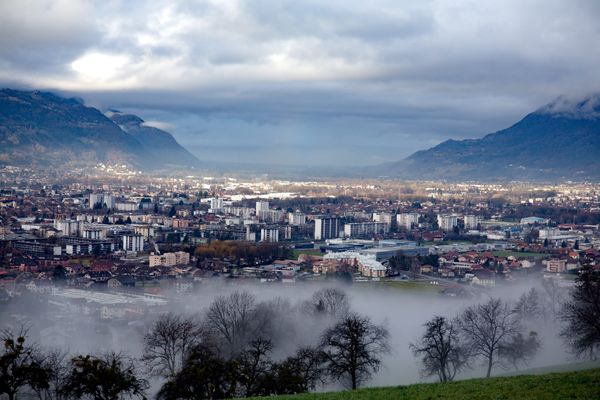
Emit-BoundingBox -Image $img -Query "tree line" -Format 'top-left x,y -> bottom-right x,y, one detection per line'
0,288 -> 388,399
411,267 -> 600,382
194,240 -> 292,265
2,268 -> 599,399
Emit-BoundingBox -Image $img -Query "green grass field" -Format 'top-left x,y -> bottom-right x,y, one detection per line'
249,367 -> 600,400
492,250 -> 549,259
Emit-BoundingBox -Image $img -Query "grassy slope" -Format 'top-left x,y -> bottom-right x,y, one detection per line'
249,368 -> 600,400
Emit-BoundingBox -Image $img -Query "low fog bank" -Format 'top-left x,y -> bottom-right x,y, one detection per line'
0,279 -> 575,393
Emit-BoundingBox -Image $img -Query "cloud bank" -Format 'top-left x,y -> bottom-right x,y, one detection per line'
1,0 -> 599,165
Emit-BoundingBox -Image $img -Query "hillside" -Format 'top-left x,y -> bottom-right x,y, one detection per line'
388,95 -> 600,181
249,367 -> 600,400
0,89 -> 199,170
109,112 -> 200,168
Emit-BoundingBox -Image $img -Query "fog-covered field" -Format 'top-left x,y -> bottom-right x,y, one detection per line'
0,279 -> 572,394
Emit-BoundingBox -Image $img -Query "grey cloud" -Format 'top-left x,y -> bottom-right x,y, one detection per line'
1,0 -> 600,166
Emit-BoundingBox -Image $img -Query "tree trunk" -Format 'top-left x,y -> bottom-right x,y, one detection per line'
351,371 -> 357,390
486,356 -> 493,378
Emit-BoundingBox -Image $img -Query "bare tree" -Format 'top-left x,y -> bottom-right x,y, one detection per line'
62,352 -> 147,400
141,313 -> 202,378
320,314 -> 389,389
205,291 -> 260,356
499,331 -> 541,371
410,316 -> 468,382
457,298 -> 521,378
541,277 -> 565,321
513,288 -> 541,322
305,288 -> 350,319
283,346 -> 327,391
238,338 -> 273,397
0,328 -> 52,400
560,267 -> 600,358
32,348 -> 70,400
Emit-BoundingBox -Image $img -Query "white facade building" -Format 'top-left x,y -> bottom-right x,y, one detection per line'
464,215 -> 481,230
122,234 -> 144,253
89,193 -> 115,209
288,212 -> 307,225
255,201 -> 270,214
396,213 -> 420,230
372,212 -> 392,224
209,198 -> 224,213
314,217 -> 340,240
260,228 -> 279,242
53,219 -> 81,236
344,222 -> 389,238
437,215 -> 458,231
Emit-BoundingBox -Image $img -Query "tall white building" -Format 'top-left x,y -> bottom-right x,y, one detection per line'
258,209 -> 284,223
89,193 -> 115,209
53,219 -> 81,236
437,215 -> 458,231
209,198 -> 224,213
463,215 -> 481,229
256,201 -> 270,214
344,222 -> 389,238
288,212 -> 307,225
122,234 -> 144,253
396,213 -> 420,230
372,212 -> 392,224
314,217 -> 340,240
260,228 -> 279,242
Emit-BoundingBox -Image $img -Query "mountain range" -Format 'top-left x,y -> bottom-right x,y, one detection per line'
385,95 -> 600,181
0,89 -> 199,170
1,88 -> 599,181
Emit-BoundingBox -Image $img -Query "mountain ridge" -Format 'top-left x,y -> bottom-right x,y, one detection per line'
0,89 -> 200,170
387,95 -> 600,181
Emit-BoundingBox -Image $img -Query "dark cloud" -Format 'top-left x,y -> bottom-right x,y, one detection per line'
1,0 -> 599,166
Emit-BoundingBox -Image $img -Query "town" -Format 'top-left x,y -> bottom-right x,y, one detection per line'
1,164 -> 599,320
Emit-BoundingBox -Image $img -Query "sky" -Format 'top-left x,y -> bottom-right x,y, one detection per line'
1,0 -> 600,166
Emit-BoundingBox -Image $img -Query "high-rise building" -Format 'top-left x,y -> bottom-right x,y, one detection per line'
260,228 -> 279,242
89,193 -> 115,209
463,215 -> 481,229
256,201 -> 270,214
314,217 -> 340,240
122,234 -> 144,253
288,212 -> 307,225
344,222 -> 389,238
209,198 -> 224,213
257,209 -> 284,222
53,219 -> 82,236
396,213 -> 420,230
437,215 -> 458,231
372,212 -> 392,224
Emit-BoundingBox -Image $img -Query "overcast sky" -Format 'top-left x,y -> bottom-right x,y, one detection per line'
1,0 -> 599,166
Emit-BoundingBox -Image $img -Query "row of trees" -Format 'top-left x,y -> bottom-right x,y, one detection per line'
1,289 -> 389,400
0,330 -> 146,400
3,269 -> 599,399
412,267 -> 600,382
194,240 -> 292,264
411,297 -> 541,381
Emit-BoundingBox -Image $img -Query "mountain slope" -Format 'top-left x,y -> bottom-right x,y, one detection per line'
109,112 -> 200,168
0,89 -> 199,170
389,95 -> 600,181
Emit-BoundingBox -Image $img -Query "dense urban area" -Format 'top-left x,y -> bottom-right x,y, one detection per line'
1,164 -> 600,399
2,165 -> 599,292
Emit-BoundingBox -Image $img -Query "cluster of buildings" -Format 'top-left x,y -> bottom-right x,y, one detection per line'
0,168 -> 599,301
